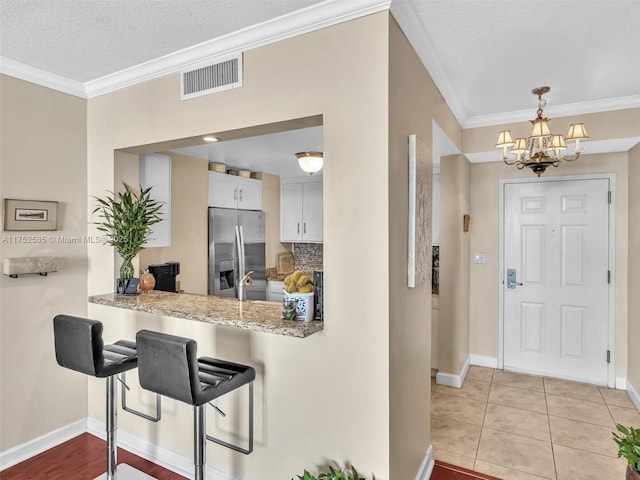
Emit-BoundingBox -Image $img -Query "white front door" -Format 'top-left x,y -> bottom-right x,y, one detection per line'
503,178 -> 611,385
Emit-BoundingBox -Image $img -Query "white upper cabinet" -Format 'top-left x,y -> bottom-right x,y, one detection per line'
140,153 -> 171,247
281,177 -> 323,243
208,171 -> 262,210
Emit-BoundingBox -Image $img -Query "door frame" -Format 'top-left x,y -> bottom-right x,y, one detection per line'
497,173 -> 616,388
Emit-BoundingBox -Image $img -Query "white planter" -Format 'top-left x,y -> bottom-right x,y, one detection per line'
283,291 -> 315,322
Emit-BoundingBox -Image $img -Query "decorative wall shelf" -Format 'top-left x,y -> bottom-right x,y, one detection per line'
2,256 -> 57,278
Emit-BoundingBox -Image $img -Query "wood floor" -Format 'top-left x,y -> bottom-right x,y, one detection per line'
1,433 -> 186,479
1,434 -> 499,480
432,461 -> 501,480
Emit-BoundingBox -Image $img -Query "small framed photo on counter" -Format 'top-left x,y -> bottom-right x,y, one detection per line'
3,199 -> 58,231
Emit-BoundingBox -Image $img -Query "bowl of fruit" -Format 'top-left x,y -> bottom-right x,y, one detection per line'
282,270 -> 315,321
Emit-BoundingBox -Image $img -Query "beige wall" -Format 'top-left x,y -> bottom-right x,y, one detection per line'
87,14 -> 393,478
0,75 -> 88,450
257,172 -> 290,269
138,152 -> 209,295
387,17 -> 462,477
628,143 -> 640,393
468,153 -> 629,381
438,154 -> 471,375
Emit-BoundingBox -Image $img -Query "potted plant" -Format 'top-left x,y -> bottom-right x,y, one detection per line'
294,464 -> 366,480
93,182 -> 163,294
613,423 -> 640,480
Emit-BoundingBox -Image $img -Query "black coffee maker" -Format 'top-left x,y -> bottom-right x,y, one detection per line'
148,261 -> 180,292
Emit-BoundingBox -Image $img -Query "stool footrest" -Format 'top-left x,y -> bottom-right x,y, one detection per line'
206,382 -> 254,455
120,372 -> 162,422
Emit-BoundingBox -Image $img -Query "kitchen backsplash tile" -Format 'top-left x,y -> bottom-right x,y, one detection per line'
293,243 -> 323,272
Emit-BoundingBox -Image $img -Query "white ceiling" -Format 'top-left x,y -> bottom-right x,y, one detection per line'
171,126 -> 324,178
2,0 -> 639,163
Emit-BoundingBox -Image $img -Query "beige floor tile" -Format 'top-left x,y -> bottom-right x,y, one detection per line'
431,391 -> 487,426
546,394 -> 614,427
483,403 -> 551,441
488,383 -> 548,414
433,448 -> 475,470
608,404 -> 640,426
543,377 -> 604,404
493,370 -> 544,392
553,444 -> 626,480
465,365 -> 494,384
474,460 -> 555,480
437,378 -> 491,402
476,428 -> 556,479
549,415 -> 619,457
600,387 -> 638,409
430,415 -> 482,457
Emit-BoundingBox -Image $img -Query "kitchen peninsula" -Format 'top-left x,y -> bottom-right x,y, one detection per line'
88,290 -> 323,338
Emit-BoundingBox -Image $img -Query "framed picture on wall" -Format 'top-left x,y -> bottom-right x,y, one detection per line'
3,199 -> 58,231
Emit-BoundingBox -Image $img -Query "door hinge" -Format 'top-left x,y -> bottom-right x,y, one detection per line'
607,350 -> 611,363
607,270 -> 611,284
608,191 -> 612,204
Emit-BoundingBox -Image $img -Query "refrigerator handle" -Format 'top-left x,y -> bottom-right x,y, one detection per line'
239,225 -> 246,281
235,225 -> 243,285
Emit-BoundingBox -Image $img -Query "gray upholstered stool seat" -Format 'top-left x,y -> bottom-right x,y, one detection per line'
136,329 -> 255,480
53,315 -> 155,480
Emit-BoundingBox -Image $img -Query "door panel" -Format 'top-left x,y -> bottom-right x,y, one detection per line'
503,178 -> 610,384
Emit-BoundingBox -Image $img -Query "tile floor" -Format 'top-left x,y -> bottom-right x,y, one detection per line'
431,366 -> 640,480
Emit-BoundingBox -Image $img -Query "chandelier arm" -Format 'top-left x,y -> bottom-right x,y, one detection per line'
503,158 -> 519,166
561,152 -> 582,162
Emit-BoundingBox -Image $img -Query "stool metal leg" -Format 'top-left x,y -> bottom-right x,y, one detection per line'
94,376 -> 158,480
194,405 -> 206,480
106,375 -> 118,479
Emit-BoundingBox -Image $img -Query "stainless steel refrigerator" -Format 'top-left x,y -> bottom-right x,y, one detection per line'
208,207 -> 266,300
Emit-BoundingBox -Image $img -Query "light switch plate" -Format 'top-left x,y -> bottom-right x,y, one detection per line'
473,253 -> 487,264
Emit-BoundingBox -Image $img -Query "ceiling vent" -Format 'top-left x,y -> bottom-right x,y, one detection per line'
181,53 -> 242,100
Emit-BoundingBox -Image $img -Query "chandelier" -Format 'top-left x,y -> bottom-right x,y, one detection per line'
495,86 -> 589,177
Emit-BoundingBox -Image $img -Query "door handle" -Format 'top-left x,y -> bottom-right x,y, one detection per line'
303,223 -> 306,234
234,188 -> 238,201
297,222 -> 300,234
507,269 -> 524,289
239,189 -> 244,201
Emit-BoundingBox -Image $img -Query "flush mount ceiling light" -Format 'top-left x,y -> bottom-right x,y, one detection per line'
203,135 -> 219,142
496,86 -> 589,177
295,151 -> 323,174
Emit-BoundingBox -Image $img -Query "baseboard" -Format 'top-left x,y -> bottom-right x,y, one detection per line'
87,417 -> 241,480
0,418 -> 87,471
436,356 -> 470,388
627,380 -> 640,412
415,444 -> 434,480
470,354 -> 498,369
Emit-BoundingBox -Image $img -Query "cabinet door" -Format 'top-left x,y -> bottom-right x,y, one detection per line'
302,181 -> 323,242
237,176 -> 262,211
208,172 -> 238,209
281,182 -> 303,242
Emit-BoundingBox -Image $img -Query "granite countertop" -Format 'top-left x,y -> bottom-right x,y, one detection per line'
88,291 -> 323,338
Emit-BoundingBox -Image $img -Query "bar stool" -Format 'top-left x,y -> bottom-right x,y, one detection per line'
136,330 -> 255,480
53,314 -> 157,480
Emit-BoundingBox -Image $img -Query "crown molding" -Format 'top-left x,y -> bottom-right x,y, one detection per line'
465,136 -> 640,164
1,0 -> 390,99
84,0 -> 391,98
390,0 -> 466,126
0,56 -> 86,98
464,94 -> 640,129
